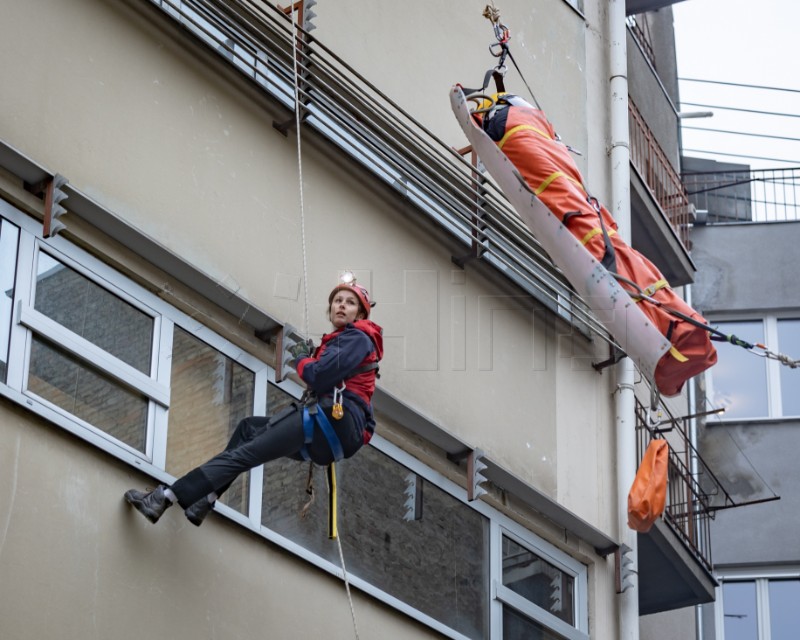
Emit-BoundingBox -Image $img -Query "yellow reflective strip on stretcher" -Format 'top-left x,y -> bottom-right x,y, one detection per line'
580,227 -> 616,245
533,170 -> 583,196
669,346 -> 688,362
497,124 -> 553,149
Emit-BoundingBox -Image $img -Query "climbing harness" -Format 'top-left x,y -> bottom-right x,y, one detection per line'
299,402 -> 345,462
285,5 -> 360,638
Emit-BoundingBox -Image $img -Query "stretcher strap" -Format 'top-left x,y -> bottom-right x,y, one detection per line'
581,226 -> 617,246
632,278 -> 669,301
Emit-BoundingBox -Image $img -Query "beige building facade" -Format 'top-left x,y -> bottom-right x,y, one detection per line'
0,1 -> 701,638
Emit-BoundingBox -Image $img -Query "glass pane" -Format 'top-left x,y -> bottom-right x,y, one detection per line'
0,220 -> 20,382
261,390 -> 489,639
34,253 -> 153,374
503,605 -> 566,640
769,579 -> 800,640
28,336 -> 148,450
778,320 -> 800,417
502,536 -> 575,626
723,581 -> 758,640
710,321 -> 768,419
166,326 -> 255,514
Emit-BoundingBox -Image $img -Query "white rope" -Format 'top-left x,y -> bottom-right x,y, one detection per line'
336,530 -> 361,640
289,8 -> 360,639
290,9 -> 311,337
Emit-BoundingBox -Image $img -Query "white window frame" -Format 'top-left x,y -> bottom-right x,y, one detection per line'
708,313 -> 800,421
715,566 -> 800,640
1,196 -> 588,640
0,197 -> 271,468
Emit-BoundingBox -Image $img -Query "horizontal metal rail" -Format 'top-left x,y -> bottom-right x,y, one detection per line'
683,166 -> 800,223
148,0 -> 618,348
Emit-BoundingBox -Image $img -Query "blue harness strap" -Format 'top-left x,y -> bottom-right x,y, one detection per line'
301,406 -> 345,462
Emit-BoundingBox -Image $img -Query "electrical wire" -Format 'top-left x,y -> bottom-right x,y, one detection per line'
680,101 -> 800,120
682,149 -> 800,166
682,126 -> 800,144
679,77 -> 800,94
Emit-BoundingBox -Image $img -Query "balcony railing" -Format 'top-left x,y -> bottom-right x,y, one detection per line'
682,166 -> 800,224
627,16 -> 656,70
148,0 -> 617,348
634,396 -> 739,573
629,98 -> 692,248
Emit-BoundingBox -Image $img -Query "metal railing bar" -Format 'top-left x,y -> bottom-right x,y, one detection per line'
150,0 -> 617,344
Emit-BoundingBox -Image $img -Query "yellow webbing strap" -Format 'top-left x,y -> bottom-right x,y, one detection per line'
533,170 -> 584,196
497,124 -> 552,149
633,278 -> 669,301
669,346 -> 689,362
581,227 -> 617,245
326,462 -> 338,539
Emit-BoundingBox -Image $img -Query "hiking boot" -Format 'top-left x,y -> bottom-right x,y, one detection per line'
184,498 -> 215,527
124,485 -> 172,524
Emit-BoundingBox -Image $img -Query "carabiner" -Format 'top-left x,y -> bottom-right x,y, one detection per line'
332,381 -> 346,420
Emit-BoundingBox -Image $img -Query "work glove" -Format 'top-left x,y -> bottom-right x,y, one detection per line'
287,338 -> 314,365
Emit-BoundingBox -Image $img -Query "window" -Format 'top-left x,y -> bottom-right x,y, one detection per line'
708,318 -> 800,420
262,383 -> 491,638
497,533 -> 585,640
2,199 -> 265,463
166,326 -> 257,515
0,198 -> 587,640
718,573 -> 800,639
28,252 -> 155,451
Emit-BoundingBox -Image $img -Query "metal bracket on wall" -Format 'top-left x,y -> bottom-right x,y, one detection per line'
451,144 -> 488,268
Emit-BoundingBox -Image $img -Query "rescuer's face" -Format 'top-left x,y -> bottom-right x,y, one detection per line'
329,290 -> 363,328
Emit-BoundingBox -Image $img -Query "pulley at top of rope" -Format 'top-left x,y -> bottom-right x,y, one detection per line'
481,4 -> 510,93
466,4 -> 541,111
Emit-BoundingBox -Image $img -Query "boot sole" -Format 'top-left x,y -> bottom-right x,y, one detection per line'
124,491 -> 163,524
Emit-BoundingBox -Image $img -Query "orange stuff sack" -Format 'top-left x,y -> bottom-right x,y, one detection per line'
480,99 -> 717,396
627,439 -> 669,533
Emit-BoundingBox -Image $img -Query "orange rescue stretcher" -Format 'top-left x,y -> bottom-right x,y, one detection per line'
451,87 -> 717,396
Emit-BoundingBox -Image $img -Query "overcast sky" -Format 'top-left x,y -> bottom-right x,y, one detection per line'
673,0 -> 800,170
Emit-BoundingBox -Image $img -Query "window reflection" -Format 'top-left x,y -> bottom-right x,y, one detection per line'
34,253 -> 153,374
723,581 -> 758,640
711,321 -> 768,419
166,326 -> 255,514
28,335 -> 148,450
502,536 -> 575,626
769,579 -> 800,640
503,605 -> 566,640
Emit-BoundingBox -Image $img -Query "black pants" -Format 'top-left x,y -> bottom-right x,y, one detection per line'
169,403 -> 362,509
